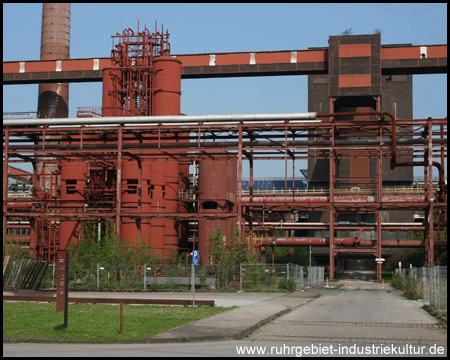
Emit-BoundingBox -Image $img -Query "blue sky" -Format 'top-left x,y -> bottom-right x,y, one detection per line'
3,3 -> 447,177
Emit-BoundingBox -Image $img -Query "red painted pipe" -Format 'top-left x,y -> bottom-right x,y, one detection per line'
264,237 -> 447,248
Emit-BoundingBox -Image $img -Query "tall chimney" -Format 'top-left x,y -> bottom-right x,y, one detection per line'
38,3 -> 71,118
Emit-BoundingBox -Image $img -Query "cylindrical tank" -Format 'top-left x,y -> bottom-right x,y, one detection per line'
147,160 -> 166,251
102,69 -> 122,117
152,56 -> 182,116
59,162 -> 87,249
120,160 -> 140,246
151,56 -> 182,258
198,155 -> 237,264
38,3 -> 70,118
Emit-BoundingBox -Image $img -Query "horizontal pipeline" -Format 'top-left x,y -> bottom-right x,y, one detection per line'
3,112 -> 318,127
267,237 -> 447,247
8,138 -> 447,151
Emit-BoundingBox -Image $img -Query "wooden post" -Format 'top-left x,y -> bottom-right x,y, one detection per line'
56,251 -> 69,329
120,302 -> 123,333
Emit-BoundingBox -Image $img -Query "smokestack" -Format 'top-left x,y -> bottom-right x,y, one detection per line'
38,3 -> 71,118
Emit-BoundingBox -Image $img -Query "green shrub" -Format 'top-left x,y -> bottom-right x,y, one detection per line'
278,278 -> 296,292
403,277 -> 422,300
391,273 -> 403,289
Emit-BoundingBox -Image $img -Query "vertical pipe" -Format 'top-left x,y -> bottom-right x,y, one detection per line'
3,130 -> 9,236
440,124 -> 445,202
427,120 -> 434,267
329,121 -> 336,280
376,136 -> 383,281
116,126 -> 123,239
329,210 -> 335,280
237,124 -> 243,233
249,147 -> 254,256
249,155 -> 253,204
292,134 -> 295,201
285,124 -> 288,199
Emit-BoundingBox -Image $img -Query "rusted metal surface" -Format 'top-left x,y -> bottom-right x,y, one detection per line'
198,154 -> 237,264
3,45 -> 447,84
59,162 -> 87,249
3,23 -> 447,280
3,111 -> 446,274
264,237 -> 446,247
152,56 -> 182,257
2,295 -> 214,307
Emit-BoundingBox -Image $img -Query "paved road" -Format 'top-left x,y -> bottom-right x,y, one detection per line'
247,279 -> 447,356
4,280 -> 447,357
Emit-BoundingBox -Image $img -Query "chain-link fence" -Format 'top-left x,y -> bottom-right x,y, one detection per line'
240,264 -> 324,291
304,266 -> 325,287
4,259 -> 325,293
395,266 -> 447,312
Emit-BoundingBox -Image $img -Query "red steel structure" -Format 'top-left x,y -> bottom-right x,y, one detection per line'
4,112 -> 447,279
91,24 -> 184,257
3,16 -> 447,279
4,45 -> 447,84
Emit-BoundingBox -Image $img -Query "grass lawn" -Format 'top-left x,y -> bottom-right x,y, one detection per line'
3,302 -> 233,342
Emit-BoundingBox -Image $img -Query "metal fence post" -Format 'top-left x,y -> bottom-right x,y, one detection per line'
144,263 -> 147,291
436,265 -> 440,310
431,267 -> 435,308
52,262 -> 56,288
240,263 -> 243,291
422,268 -> 427,302
97,263 -> 100,289
287,263 -> 290,280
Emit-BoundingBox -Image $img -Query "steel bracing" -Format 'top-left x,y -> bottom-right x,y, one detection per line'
3,112 -> 447,280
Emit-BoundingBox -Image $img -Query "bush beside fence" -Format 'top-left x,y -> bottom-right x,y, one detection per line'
394,266 -> 447,312
4,259 -> 325,293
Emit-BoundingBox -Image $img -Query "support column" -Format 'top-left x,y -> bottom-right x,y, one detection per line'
3,130 -> 9,236
329,120 -> 336,280
329,209 -> 335,280
429,204 -> 434,267
237,123 -> 243,235
249,145 -> 254,256
116,126 -> 123,239
427,119 -> 434,267
376,141 -> 383,281
376,210 -> 382,280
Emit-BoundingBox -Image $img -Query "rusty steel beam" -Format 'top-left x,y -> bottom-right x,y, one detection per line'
3,45 -> 447,84
2,295 -> 214,306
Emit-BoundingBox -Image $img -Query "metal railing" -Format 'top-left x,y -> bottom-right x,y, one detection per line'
241,185 -> 438,196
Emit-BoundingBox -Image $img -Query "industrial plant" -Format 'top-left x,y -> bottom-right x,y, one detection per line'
3,3 -> 447,281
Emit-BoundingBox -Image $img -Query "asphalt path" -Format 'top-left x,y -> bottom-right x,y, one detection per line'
4,280 -> 447,357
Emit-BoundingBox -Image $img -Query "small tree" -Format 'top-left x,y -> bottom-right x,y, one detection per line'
209,226 -> 257,266
341,27 -> 353,35
208,226 -> 257,289
67,221 -> 160,289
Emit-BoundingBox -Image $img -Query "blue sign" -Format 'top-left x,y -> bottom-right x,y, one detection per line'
192,250 -> 199,266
